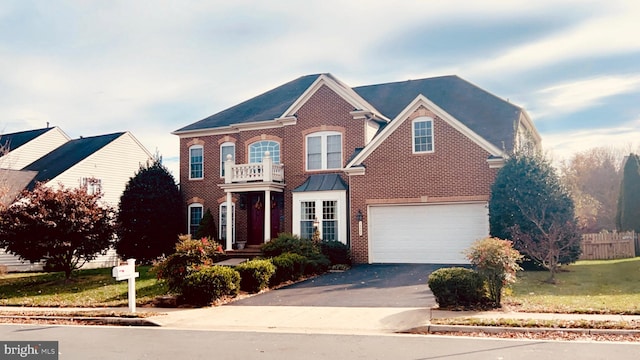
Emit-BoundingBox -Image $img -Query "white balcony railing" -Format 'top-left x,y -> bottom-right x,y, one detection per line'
224,151 -> 284,184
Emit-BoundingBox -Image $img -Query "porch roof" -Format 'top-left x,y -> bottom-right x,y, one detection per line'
293,174 -> 348,192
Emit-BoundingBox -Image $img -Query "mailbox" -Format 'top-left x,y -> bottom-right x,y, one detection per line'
112,259 -> 140,313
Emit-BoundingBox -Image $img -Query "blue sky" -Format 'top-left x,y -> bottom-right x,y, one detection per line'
1,0 -> 639,177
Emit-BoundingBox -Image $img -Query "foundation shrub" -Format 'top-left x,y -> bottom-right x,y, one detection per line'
261,233 -> 318,258
320,240 -> 351,265
180,265 -> 240,306
428,267 -> 486,308
235,259 -> 276,293
271,253 -> 307,285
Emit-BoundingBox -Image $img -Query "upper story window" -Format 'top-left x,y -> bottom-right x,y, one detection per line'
220,142 -> 235,177
81,177 -> 102,195
189,145 -> 204,179
249,140 -> 280,164
412,117 -> 434,153
306,131 -> 342,171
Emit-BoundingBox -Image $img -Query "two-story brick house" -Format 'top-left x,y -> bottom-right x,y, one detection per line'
173,73 -> 540,264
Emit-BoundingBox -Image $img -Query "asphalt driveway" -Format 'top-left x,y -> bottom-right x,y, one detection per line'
230,264 -> 446,308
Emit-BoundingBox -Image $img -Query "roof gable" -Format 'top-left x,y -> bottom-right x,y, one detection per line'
353,75 -> 523,153
23,132 -> 125,189
0,127 -> 53,152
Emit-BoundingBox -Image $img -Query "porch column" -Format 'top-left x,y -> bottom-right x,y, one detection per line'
264,190 -> 271,243
225,191 -> 233,251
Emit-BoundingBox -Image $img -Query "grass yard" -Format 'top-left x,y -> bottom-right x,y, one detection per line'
506,257 -> 640,314
0,266 -> 168,307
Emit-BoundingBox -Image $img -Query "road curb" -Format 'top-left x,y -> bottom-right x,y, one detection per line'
0,315 -> 159,327
403,324 -> 640,336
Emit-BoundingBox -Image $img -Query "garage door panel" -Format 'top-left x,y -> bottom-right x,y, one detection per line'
369,203 -> 488,264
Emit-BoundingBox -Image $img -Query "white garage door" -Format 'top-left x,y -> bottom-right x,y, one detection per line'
369,202 -> 489,264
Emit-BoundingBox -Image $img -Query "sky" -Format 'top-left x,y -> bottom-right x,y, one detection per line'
1,0 -> 639,178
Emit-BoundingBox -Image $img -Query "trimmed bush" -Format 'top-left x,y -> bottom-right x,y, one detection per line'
271,253 -> 307,285
261,233 -> 318,258
180,265 -> 240,306
427,267 -> 485,308
235,259 -> 276,293
320,240 -> 351,265
304,254 -> 331,275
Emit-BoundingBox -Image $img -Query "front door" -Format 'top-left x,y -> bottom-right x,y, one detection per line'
247,192 -> 284,245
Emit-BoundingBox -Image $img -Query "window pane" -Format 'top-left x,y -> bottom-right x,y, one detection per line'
189,206 -> 203,235
219,204 -> 235,242
307,137 -> 321,170
220,145 -> 235,176
322,201 -> 337,241
250,141 -> 280,164
326,135 -> 341,169
300,201 -> 316,240
190,147 -> 203,178
414,120 -> 433,153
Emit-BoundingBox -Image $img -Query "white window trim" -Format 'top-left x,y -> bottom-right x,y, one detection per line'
188,203 -> 204,235
220,142 -> 235,178
219,203 -> 236,243
292,190 -> 347,244
412,117 -> 434,154
189,145 -> 204,180
305,131 -> 343,171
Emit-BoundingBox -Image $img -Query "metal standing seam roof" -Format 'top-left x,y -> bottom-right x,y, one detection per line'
22,132 -> 125,190
0,127 -> 53,152
293,174 -> 348,192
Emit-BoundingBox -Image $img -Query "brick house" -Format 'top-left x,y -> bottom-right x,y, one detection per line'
173,74 -> 540,264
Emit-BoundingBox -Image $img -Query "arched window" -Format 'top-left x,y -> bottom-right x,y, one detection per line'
189,145 -> 204,179
249,140 -> 280,164
306,131 -> 342,170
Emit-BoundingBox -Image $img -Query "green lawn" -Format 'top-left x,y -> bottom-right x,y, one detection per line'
506,257 -> 640,314
0,266 -> 168,307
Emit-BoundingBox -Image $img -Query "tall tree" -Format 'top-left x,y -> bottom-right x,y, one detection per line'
489,154 -> 581,279
0,183 -> 114,279
616,154 -> 640,232
560,147 -> 622,232
116,156 -> 183,263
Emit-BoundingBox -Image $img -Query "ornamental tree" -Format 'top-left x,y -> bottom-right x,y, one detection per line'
489,154 -> 582,278
116,156 -> 183,264
0,183 -> 114,279
616,153 -> 640,232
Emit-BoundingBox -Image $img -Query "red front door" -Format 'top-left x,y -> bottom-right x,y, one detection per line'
247,192 -> 283,245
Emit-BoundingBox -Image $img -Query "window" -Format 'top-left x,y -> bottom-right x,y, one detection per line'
300,201 -> 316,240
322,201 -> 338,241
413,118 -> 434,153
189,145 -> 204,179
188,204 -> 203,235
306,132 -> 342,170
220,142 -> 235,177
81,177 -> 102,195
219,203 -> 236,242
249,140 -> 280,164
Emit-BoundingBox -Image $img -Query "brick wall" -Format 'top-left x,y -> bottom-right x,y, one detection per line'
348,106 -> 499,263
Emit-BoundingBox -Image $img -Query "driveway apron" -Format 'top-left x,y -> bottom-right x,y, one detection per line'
230,264 -> 445,308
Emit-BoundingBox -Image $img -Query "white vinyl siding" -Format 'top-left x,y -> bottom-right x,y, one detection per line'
0,127 -> 70,170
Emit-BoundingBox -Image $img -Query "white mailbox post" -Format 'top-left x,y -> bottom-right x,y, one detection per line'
112,259 -> 140,313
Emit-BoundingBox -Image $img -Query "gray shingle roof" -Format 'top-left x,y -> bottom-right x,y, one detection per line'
353,75 -> 522,152
174,74 -> 322,132
23,132 -> 125,189
0,127 -> 53,152
293,174 -> 348,192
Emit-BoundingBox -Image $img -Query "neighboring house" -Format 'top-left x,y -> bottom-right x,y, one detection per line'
0,127 -> 70,170
0,130 -> 153,271
173,74 -> 541,264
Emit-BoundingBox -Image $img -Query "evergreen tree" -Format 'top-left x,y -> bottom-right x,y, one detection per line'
616,154 -> 640,232
194,208 -> 218,241
116,156 -> 183,263
489,154 -> 581,278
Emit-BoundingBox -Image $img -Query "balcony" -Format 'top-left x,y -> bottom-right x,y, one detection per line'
224,151 -> 284,184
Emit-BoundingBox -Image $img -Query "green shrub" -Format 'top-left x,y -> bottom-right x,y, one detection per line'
235,259 -> 276,293
304,254 -> 331,275
466,237 -> 523,306
153,235 -> 226,293
271,253 -> 307,285
320,240 -> 351,265
261,233 -> 318,258
427,267 -> 486,308
180,265 -> 240,306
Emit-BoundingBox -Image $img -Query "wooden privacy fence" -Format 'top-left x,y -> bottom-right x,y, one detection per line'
580,231 -> 637,260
